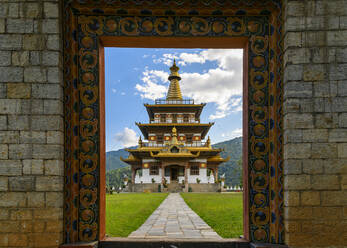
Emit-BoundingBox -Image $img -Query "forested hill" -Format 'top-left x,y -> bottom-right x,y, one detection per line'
106,137 -> 242,186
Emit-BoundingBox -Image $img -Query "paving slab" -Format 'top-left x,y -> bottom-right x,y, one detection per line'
128,193 -> 222,240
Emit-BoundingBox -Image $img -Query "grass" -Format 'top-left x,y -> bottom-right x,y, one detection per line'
181,192 -> 243,238
106,193 -> 168,237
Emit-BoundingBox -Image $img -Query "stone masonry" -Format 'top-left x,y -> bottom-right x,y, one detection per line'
0,0 -> 346,247
0,0 -> 63,247
283,0 -> 347,247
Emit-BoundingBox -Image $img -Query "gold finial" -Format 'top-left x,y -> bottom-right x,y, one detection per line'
171,127 -> 178,144
138,136 -> 142,146
172,127 -> 177,137
167,60 -> 182,100
207,136 -> 211,148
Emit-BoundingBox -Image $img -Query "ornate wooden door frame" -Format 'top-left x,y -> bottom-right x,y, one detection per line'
62,0 -> 284,246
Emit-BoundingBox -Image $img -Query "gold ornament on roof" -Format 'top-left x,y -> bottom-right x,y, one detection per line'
166,59 -> 183,100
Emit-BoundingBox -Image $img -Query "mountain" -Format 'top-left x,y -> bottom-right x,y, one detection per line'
106,137 -> 242,187
106,146 -> 136,171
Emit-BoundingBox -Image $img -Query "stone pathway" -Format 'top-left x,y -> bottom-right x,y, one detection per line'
128,193 -> 222,239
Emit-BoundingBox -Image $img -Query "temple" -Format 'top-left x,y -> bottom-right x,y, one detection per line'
121,61 -> 229,192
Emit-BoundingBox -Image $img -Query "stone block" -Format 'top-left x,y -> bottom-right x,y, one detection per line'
47,131 -> 63,144
302,159 -> 323,174
336,48 -> 347,63
285,1 -> 304,17
42,19 -> 60,34
44,159 -> 63,176
303,64 -> 326,81
332,97 -> 347,112
0,160 -> 21,176
44,100 -> 63,115
7,83 -> 31,99
321,191 -> 347,206
341,175 -> 347,190
44,2 -> 59,18
329,129 -> 347,142
8,3 -> 19,17
0,51 -> 11,66
8,234 -> 28,247
285,206 -> 312,220
8,115 -> 29,130
284,175 -> 311,190
337,81 -> 347,96
313,82 -> 330,98
0,209 -> 9,220
284,191 -> 299,207
315,113 -> 339,128
33,232 -> 62,247
323,159 -> 347,174
306,16 -> 326,30
284,143 -> 311,159
0,35 -> 22,50
0,99 -> 27,115
283,98 -> 313,113
284,48 -> 310,65
46,192 -> 63,207
0,3 -> 8,17
32,99 -> 43,114
23,159 -> 43,175
36,176 -> 63,192
284,81 -> 312,98
34,208 -> 63,220
0,192 -> 26,207
304,31 -> 326,47
0,177 -> 8,191
0,131 -> 18,144
47,67 -> 61,84
312,143 -> 337,159
42,51 -> 60,66
0,116 -> 6,130
284,113 -> 314,129
312,175 -> 340,190
284,129 -> 302,144
0,67 -> 23,82
284,64 -> 303,82
327,31 -> 347,46
30,51 -> 40,65
11,51 -> 29,66
0,145 -> 8,159
32,84 -> 61,99
0,19 -> 4,33
312,207 -> 343,220
338,143 -> 347,158
20,131 -> 46,144
329,64 -> 347,81
23,34 -> 45,50
302,129 -> 328,142
26,192 -> 45,207
10,209 -> 32,220
21,2 -> 40,18
339,113 -> 347,127
24,67 -> 47,83
32,115 -> 63,131
47,35 -> 60,50
7,19 -> 33,33
285,17 -> 305,31
9,144 -> 32,159
301,191 -> 320,206
284,159 -> 302,175
33,144 -> 63,159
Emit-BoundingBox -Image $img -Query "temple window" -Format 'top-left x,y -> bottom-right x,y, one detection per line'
186,134 -> 192,143
160,114 -> 166,123
178,167 -> 185,176
150,165 -> 159,175
183,114 -> 189,122
157,135 -> 163,144
190,165 -> 199,175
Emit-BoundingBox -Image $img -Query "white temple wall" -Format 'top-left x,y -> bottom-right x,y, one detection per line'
134,168 -> 162,184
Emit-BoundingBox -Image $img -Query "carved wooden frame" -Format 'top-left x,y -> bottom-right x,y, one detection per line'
62,0 -> 283,245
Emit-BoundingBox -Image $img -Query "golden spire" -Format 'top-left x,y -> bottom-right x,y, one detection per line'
166,59 -> 183,100
171,127 -> 178,144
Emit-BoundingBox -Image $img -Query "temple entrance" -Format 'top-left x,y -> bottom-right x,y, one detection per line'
171,167 -> 178,181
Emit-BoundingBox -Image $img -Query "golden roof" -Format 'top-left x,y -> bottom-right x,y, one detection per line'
166,60 -> 183,100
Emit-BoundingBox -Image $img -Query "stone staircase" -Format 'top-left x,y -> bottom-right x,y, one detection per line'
167,181 -> 183,192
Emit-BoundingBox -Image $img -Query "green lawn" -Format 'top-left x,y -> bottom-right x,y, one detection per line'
181,192 -> 243,238
106,193 -> 168,237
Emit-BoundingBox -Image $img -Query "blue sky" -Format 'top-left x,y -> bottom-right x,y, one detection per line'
105,48 -> 243,151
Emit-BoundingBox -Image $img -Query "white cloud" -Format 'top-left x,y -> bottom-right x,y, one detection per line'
114,127 -> 138,148
111,88 -> 117,93
137,49 -> 243,119
121,92 -> 126,95
221,128 -> 242,139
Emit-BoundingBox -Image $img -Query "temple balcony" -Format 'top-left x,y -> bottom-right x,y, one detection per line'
140,141 -> 208,148
154,99 -> 194,105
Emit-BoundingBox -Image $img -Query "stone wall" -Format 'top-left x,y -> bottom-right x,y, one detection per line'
283,0 -> 347,247
0,0 -> 63,247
